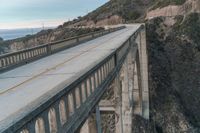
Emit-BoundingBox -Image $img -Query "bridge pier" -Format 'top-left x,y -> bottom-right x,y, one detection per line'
136,27 -> 149,119
133,55 -> 143,116
114,26 -> 149,132
120,53 -> 133,133
79,106 -> 102,133
114,75 -> 123,133
79,114 -> 97,133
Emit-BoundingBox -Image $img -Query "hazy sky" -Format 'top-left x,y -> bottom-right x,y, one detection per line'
0,0 -> 108,29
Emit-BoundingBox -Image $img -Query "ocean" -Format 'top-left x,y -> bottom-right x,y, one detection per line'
0,27 -> 55,41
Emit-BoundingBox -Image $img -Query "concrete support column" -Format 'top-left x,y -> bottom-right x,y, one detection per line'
79,114 -> 97,133
127,46 -> 135,106
114,75 -> 123,133
136,25 -> 149,119
95,106 -> 102,133
140,27 -> 149,119
120,57 -> 132,133
133,56 -> 142,116
114,42 -> 140,133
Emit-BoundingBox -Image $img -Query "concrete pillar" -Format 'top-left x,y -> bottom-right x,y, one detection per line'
136,26 -> 149,119
120,57 -> 132,133
114,75 -> 123,133
133,54 -> 142,116
140,27 -> 149,119
95,106 -> 102,133
114,39 -> 145,133
127,46 -> 135,106
79,114 -> 97,133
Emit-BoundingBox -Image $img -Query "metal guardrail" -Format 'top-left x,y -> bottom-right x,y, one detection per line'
2,25 -> 143,133
0,26 -> 125,73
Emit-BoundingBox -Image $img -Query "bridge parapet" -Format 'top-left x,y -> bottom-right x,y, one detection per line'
0,26 -> 125,74
1,25 -> 148,133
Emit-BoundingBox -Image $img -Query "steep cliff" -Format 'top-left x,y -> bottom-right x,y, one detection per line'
147,0 -> 200,19
147,13 -> 200,132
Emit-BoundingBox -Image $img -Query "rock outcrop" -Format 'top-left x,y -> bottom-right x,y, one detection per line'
146,0 -> 200,19
147,13 -> 200,132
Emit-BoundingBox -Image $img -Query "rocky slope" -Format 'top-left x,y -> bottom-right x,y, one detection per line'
63,0 -> 155,27
147,13 -> 200,132
146,0 -> 200,19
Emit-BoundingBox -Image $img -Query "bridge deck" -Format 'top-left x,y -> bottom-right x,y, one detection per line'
0,25 -> 140,131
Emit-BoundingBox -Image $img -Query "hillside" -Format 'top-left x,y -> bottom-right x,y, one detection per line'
69,0 -> 154,26
147,13 -> 200,132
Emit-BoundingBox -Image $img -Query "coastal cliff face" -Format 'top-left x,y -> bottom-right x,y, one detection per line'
147,13 -> 200,132
146,0 -> 200,19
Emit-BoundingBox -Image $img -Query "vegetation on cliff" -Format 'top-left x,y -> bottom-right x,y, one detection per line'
147,13 -> 200,132
151,0 -> 186,10
83,0 -> 154,23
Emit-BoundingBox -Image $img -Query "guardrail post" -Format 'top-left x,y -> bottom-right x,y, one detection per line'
76,37 -> 79,43
92,33 -> 95,38
114,74 -> 123,133
47,44 -> 51,55
95,106 -> 102,133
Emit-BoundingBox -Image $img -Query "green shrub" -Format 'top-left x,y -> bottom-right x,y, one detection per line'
152,0 -> 186,10
173,13 -> 200,47
125,11 -> 141,20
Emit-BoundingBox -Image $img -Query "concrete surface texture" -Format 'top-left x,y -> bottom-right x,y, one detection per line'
0,25 -> 141,132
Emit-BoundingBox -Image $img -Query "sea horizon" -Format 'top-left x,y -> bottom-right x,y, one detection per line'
0,27 -> 55,41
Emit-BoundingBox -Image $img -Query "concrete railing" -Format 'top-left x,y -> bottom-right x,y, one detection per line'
2,25 -> 144,133
0,26 -> 125,73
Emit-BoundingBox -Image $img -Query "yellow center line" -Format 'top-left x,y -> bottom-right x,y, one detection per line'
0,28 -> 129,95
